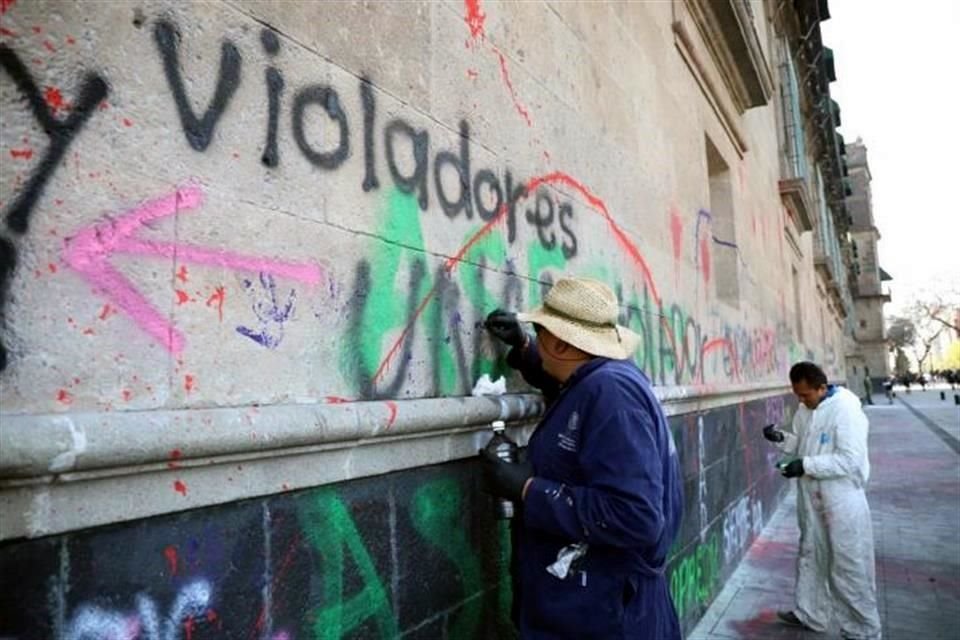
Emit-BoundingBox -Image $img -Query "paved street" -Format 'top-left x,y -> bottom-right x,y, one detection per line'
690,389 -> 960,640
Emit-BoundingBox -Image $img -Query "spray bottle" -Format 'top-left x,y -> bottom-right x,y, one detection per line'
485,420 -> 519,519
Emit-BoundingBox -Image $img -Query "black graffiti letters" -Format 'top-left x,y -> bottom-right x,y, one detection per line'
434,121 -> 473,220
559,203 -> 577,259
292,86 -> 350,170
146,18 -> 579,253
385,119 -> 430,211
526,190 -> 557,251
360,77 -> 379,192
0,44 -> 109,371
154,19 -> 242,152
473,170 -> 503,221
0,45 -> 109,234
0,238 -> 16,371
261,29 -> 283,168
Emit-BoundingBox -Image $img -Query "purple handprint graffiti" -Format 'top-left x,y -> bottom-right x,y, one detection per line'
236,272 -> 297,349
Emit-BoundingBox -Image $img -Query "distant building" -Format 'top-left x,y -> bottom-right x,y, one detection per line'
845,139 -> 892,391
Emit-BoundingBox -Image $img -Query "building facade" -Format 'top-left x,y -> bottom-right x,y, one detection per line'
0,1 -> 855,637
845,138 -> 892,392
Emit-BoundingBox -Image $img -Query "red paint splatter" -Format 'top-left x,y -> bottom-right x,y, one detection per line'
669,206 -> 684,262
122,389 -> 133,401
163,545 -> 178,575
206,610 -> 218,624
122,117 -> 133,127
176,265 -> 189,283
173,480 -> 188,496
42,39 -> 55,53
184,375 -> 195,393
31,25 -> 40,34
98,100 -> 109,110
494,48 -> 532,127
43,87 -> 66,114
47,262 -> 57,273
466,68 -> 478,79
385,401 -> 398,430
0,27 -> 16,37
464,0 -> 486,42
324,396 -> 352,404
82,327 -> 94,335
700,235 -> 711,285
66,36 -> 76,45
205,286 -> 226,322
0,0 -> 14,15
175,290 -> 191,305
183,616 -> 195,640
167,448 -> 182,468
56,389 -> 73,404
54,199 -> 63,206
9,148 -> 33,160
98,304 -> 115,320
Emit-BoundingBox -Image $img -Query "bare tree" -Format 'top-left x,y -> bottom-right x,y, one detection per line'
913,292 -> 960,335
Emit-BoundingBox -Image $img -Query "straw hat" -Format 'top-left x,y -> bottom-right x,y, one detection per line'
517,277 -> 640,360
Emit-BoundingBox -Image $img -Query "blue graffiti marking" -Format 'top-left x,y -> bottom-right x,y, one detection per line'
236,272 -> 297,349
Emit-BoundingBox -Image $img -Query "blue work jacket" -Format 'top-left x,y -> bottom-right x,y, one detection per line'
510,346 -> 683,639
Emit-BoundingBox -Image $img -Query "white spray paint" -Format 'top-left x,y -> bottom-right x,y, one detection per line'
697,416 -> 708,541
49,417 -> 87,474
61,579 -> 212,640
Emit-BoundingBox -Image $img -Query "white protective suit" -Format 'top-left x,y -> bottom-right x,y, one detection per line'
777,386 -> 882,640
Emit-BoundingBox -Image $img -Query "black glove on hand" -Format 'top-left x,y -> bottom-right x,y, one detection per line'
485,309 -> 526,348
479,447 -> 533,502
763,424 -> 785,443
781,458 -> 805,478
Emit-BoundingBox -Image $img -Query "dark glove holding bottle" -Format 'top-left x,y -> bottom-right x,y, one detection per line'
479,447 -> 533,502
762,424 -> 785,443
779,458 -> 805,478
485,309 -> 527,349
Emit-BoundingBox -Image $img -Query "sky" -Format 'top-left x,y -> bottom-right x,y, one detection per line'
821,0 -> 960,313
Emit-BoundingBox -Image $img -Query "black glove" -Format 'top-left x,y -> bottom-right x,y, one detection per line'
780,458 -> 805,478
762,424 -> 785,443
485,309 -> 526,348
479,447 -> 533,502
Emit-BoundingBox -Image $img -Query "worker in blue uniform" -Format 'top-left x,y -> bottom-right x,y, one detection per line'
481,276 -> 684,640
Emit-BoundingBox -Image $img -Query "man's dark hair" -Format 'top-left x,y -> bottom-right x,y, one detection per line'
789,361 -> 828,388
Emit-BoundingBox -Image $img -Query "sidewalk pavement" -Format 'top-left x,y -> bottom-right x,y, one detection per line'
689,389 -> 960,640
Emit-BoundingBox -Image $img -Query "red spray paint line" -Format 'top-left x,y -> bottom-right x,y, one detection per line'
373,171 -> 664,385
247,534 -> 302,640
163,545 -> 178,575
699,235 -> 711,285
669,206 -> 684,262
324,396 -> 352,404
384,401 -> 398,430
173,480 -> 188,496
464,0 -> 486,41
205,286 -> 225,321
98,304 -> 115,320
494,47 -> 532,127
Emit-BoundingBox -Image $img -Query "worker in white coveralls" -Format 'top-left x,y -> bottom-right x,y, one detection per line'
763,361 -> 882,640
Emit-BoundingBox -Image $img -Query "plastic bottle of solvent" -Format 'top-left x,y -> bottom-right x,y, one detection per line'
486,420 -> 519,519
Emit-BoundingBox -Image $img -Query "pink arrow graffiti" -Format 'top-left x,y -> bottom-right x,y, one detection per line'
62,185 -> 324,354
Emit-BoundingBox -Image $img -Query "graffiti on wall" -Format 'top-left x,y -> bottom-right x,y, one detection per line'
0,3 -> 835,390
0,392 -> 793,639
